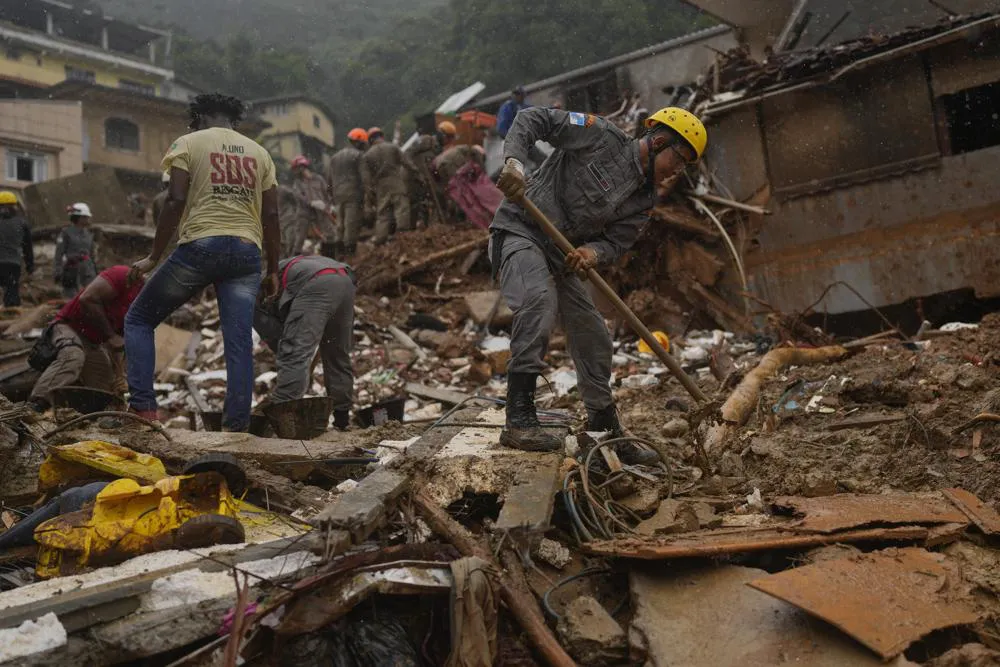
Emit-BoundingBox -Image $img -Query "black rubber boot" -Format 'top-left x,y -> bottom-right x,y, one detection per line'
587,405 -> 660,465
500,373 -> 562,452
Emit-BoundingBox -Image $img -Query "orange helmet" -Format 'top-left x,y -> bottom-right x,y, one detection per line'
347,127 -> 368,143
291,155 -> 310,169
437,120 -> 457,136
367,126 -> 383,140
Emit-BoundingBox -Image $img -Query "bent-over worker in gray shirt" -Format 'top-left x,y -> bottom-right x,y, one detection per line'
254,255 -> 356,429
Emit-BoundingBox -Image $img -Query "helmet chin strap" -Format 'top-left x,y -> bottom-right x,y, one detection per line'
645,136 -> 659,191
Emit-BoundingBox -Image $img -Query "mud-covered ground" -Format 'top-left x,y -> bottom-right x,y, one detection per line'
611,315 -> 1000,506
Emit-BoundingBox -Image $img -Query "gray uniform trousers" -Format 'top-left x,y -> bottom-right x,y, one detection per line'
335,200 -> 362,247
492,233 -> 613,411
271,273 -> 355,410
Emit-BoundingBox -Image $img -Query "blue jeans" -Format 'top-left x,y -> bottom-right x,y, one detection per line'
126,236 -> 261,431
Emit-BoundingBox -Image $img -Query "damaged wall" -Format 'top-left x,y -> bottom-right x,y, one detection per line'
713,33 -> 1000,314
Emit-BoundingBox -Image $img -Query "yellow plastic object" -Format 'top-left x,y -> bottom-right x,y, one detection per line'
34,471 -> 240,578
39,441 -> 167,491
638,331 -> 670,355
645,106 -> 707,159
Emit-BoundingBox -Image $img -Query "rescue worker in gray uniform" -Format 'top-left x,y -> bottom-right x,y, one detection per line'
327,128 -> 368,257
491,106 -> 707,457
253,255 -> 356,430
55,202 -> 97,298
361,127 -> 418,244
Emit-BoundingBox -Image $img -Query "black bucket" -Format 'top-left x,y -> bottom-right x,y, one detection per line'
263,397 -> 332,440
200,411 -> 273,437
50,386 -> 123,414
356,396 -> 406,428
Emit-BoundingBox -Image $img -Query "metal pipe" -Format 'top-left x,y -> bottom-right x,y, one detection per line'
517,195 -> 708,404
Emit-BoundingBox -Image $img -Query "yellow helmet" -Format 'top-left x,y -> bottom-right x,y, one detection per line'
437,120 -> 457,136
645,107 -> 707,159
0,191 -> 17,205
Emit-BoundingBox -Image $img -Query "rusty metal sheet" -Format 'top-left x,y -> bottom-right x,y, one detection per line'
943,488 -> 1000,536
748,548 -> 982,659
582,525 -> 929,560
773,493 -> 968,534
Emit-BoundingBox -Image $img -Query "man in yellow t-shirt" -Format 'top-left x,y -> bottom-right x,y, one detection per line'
124,93 -> 281,432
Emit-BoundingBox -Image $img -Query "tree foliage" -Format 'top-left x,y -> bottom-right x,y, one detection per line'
98,0 -> 711,135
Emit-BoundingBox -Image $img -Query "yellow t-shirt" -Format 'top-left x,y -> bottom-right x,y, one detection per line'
161,127 -> 277,248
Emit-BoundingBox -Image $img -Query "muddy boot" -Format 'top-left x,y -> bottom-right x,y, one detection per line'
587,405 -> 660,465
499,372 -> 562,452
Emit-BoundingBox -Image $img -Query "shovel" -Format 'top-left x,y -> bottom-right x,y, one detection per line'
516,195 -> 708,404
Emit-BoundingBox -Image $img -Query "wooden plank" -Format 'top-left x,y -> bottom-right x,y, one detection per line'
826,413 -> 906,431
942,488 -> 1000,536
404,382 -> 472,406
582,525 -> 930,560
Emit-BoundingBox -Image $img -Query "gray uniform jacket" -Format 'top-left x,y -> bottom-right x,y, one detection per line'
327,146 -> 364,204
361,141 -> 415,197
0,215 -> 33,270
54,225 -> 95,276
491,107 -> 654,269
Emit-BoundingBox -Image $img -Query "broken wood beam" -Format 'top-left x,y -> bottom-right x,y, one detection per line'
414,490 -> 576,667
184,376 -> 212,414
582,525 -> 930,560
942,488 -> 1000,536
404,382 -> 473,407
310,469 -> 409,540
359,234 -> 488,292
825,413 -> 906,431
388,325 -> 428,361
650,205 -> 720,239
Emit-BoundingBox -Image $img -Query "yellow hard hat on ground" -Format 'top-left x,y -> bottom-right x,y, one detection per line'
0,191 -> 17,205
645,107 -> 707,159
638,331 -> 670,355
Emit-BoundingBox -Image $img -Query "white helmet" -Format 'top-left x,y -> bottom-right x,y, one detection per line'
69,202 -> 92,218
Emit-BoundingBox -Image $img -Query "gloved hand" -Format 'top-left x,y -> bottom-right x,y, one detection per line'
565,246 -> 598,275
497,158 -> 526,201
310,199 -> 326,211
333,409 -> 350,431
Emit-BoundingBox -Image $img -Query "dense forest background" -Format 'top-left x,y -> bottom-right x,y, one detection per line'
97,0 -> 712,135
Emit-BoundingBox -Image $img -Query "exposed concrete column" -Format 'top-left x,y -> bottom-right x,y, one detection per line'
101,26 -> 109,51
45,12 -> 54,35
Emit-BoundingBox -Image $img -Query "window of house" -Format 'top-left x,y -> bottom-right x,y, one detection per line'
119,79 -> 155,96
940,81 -> 1000,155
65,66 -> 96,84
5,150 -> 48,183
313,114 -> 321,129
272,103 -> 288,116
105,118 -> 140,151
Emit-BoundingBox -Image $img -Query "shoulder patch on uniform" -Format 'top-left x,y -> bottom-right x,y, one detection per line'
585,114 -> 596,128
569,112 -> 587,126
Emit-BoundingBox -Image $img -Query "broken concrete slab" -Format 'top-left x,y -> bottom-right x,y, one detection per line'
630,564 -> 883,667
942,488 -> 1000,536
749,548 -> 982,659
583,525 -> 931,560
421,409 -> 566,535
773,492 -> 969,534
311,469 -> 408,539
556,596 -> 628,667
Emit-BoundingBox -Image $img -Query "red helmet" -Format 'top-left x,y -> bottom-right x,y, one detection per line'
291,155 -> 310,169
347,127 -> 368,143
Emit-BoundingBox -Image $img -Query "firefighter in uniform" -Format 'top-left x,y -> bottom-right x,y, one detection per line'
490,106 -> 707,459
